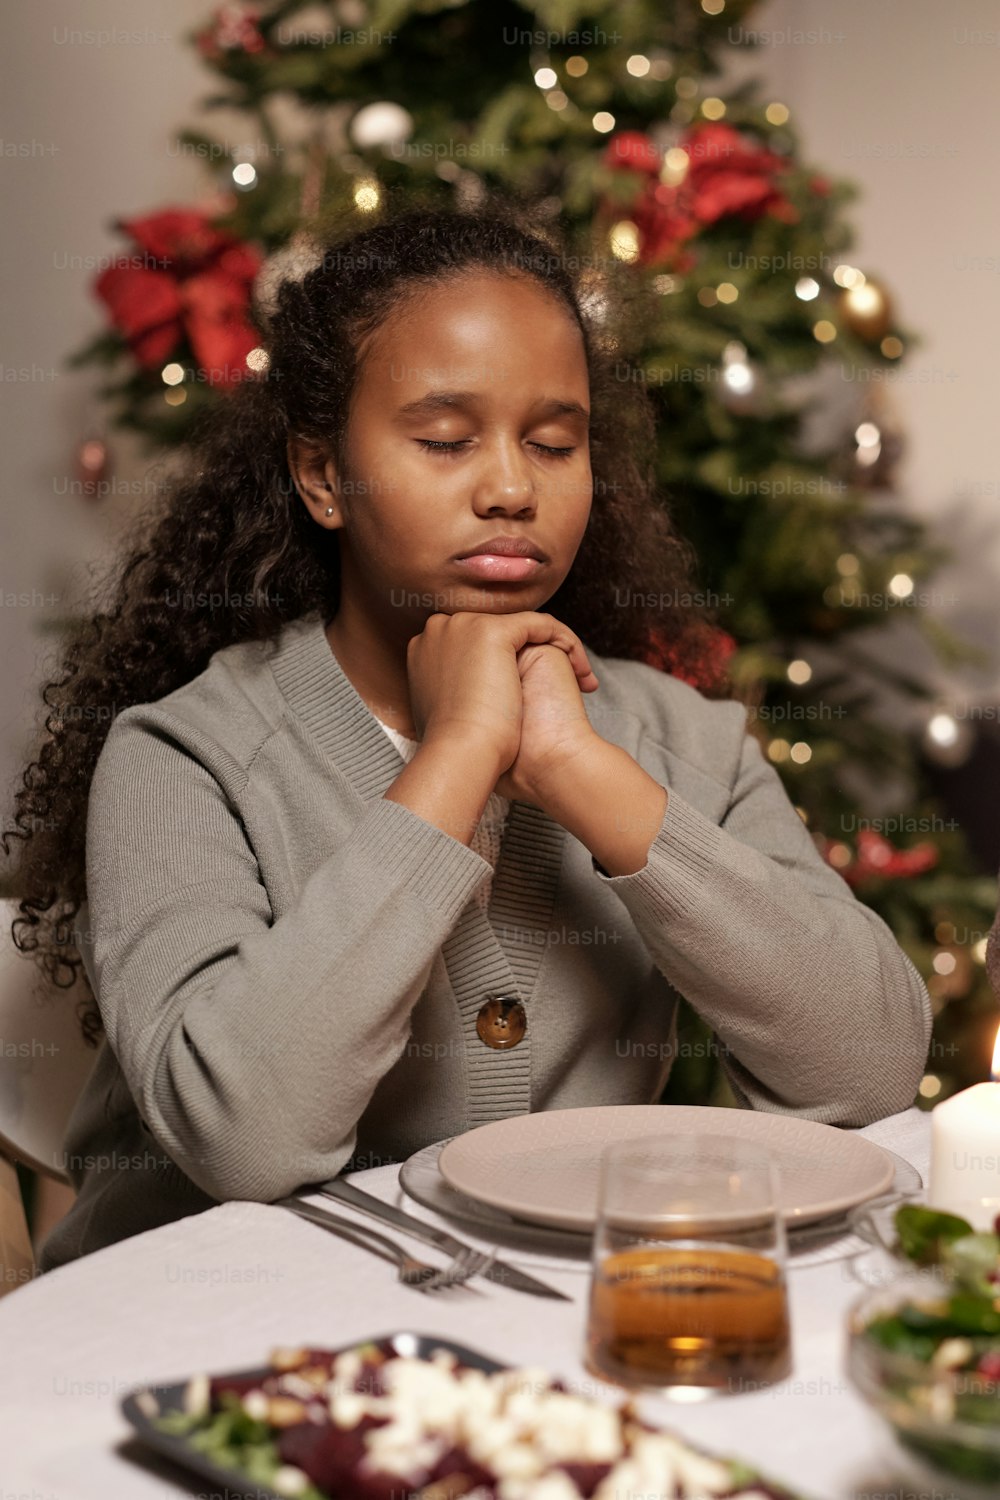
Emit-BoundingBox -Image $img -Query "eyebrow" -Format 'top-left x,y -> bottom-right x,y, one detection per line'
394,390 -> 590,423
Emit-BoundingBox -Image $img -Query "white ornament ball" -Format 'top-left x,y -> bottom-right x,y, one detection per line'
350,102 -> 414,149
921,709 -> 974,768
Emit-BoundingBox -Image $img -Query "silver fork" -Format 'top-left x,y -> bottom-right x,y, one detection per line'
274,1196 -> 495,1292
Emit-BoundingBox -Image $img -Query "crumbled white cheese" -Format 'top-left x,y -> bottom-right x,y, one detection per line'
241,1390 -> 270,1421
581,1404 -> 625,1463
465,1414 -> 526,1464
333,1348 -> 363,1379
488,1440 -> 548,1481
328,1388 -> 391,1426
492,1366 -> 553,1399
595,1428 -> 733,1500
134,1390 -> 160,1418
505,1390 -> 623,1463
380,1356 -> 472,1437
605,1428 -> 731,1500
330,1353 -> 739,1500
455,1368 -> 503,1426
362,1430 -> 447,1478
593,1455 -> 643,1500
498,1472 -> 586,1500
328,1389 -> 362,1426
280,1372 -> 322,1400
642,1431 -> 732,1493
271,1464 -> 311,1496
182,1373 -> 209,1417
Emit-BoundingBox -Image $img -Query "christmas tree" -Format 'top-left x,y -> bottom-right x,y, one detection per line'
62,0 -> 999,1104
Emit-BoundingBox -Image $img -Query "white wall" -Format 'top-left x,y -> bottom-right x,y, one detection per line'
729,0 -> 1000,696
2,0 -> 998,831
0,0 -> 213,827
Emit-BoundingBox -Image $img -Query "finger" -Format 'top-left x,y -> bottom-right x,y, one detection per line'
516,641 -> 599,694
508,614 -> 597,684
556,645 -> 598,689
516,640 -> 598,689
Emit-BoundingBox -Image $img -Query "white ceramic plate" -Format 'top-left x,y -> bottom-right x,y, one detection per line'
399,1136 -> 921,1263
436,1105 -> 897,1230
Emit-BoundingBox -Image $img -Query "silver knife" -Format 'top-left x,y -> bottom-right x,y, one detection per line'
316,1177 -> 573,1301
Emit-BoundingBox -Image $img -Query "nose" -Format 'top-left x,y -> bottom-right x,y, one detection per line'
473,434 -> 536,515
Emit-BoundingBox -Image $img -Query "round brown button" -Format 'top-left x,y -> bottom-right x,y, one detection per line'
475,995 -> 527,1049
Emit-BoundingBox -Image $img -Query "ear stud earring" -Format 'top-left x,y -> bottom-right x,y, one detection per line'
324,506 -> 334,516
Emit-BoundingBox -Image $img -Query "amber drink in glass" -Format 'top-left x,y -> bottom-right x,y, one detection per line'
585,1133 -> 792,1396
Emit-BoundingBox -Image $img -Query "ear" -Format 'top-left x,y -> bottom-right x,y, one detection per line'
286,435 -> 344,528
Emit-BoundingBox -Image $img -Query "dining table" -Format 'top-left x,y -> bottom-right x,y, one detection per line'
0,1104 -> 935,1500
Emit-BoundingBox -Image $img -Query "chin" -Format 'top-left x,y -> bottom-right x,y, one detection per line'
482,589 -> 554,612
442,589 -> 541,614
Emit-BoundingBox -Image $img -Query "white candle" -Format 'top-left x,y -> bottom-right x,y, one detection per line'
928,1024 -> 1000,1232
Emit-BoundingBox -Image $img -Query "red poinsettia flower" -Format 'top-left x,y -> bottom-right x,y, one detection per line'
631,193 -> 700,273
603,122 -> 797,269
683,123 -> 793,225
822,828 -> 939,887
642,622 -> 737,695
94,208 -> 263,386
603,130 -> 662,176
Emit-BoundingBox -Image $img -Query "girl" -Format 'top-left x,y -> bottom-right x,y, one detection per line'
4,199 -> 932,1271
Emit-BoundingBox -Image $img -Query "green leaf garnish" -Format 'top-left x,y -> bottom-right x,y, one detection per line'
154,1408 -> 203,1435
895,1204 -> 975,1264
941,1232 -> 1000,1295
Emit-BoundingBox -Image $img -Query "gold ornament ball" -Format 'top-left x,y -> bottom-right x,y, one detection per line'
840,278 -> 893,342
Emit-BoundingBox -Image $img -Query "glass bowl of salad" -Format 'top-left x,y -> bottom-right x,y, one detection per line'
846,1192 -> 926,1284
845,1205 -> 1000,1498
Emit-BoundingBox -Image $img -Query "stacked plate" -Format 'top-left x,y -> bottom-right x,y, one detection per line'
399,1105 -> 921,1260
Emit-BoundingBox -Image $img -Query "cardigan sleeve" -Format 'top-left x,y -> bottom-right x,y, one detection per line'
84,711 -> 492,1203
591,723 -> 933,1127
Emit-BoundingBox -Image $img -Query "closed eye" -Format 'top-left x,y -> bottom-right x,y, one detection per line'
416,439 -> 575,459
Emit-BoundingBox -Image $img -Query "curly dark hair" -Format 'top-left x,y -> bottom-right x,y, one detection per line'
2,188 -> 726,1048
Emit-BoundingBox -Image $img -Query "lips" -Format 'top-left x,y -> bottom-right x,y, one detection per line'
454,536 -> 547,562
452,535 -> 547,583
453,555 -> 544,582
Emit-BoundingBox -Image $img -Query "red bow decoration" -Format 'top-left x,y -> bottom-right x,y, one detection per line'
94,208 -> 263,387
604,123 -> 798,270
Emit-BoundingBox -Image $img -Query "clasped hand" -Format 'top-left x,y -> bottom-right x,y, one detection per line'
406,610 -> 601,809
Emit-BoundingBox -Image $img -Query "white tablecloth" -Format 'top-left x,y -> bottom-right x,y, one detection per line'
0,1107 -> 934,1499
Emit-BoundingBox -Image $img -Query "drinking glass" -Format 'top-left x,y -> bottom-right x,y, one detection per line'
585,1132 -> 793,1395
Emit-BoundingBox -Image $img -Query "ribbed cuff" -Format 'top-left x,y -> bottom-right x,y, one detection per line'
592,789 -> 721,923
341,795 -> 492,924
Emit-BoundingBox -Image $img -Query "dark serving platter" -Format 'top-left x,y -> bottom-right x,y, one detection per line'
120,1332 -> 498,1500
120,1328 -> 814,1500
